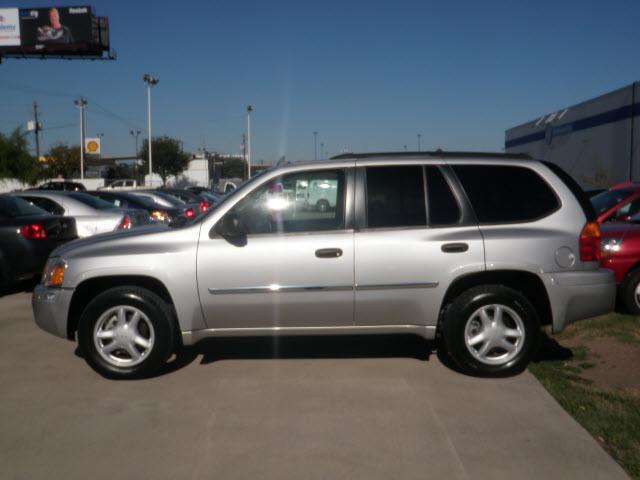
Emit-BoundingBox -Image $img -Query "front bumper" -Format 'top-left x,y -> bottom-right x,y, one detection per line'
32,285 -> 75,339
542,268 -> 616,333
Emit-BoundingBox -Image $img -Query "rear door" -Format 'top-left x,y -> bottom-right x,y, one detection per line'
354,163 -> 485,328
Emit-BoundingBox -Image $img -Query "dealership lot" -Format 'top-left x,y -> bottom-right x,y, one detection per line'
0,291 -> 629,480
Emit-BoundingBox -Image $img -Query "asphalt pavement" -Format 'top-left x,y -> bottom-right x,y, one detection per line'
0,291 -> 630,480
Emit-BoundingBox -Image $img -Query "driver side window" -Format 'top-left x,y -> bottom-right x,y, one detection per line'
228,169 -> 346,235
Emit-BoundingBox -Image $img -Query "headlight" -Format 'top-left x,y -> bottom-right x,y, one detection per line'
42,258 -> 67,288
601,237 -> 623,253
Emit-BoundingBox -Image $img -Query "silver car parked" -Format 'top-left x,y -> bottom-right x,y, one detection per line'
32,152 -> 615,379
15,191 -> 149,237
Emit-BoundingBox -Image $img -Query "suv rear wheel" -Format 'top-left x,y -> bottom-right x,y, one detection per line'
78,286 -> 176,379
442,285 -> 540,376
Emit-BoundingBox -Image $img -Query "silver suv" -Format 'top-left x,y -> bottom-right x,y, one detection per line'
32,152 -> 616,379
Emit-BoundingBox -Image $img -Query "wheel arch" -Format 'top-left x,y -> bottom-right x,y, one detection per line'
439,270 -> 552,327
67,275 -> 179,343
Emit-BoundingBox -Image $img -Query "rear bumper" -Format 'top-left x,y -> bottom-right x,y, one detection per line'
32,285 -> 74,339
542,269 -> 616,333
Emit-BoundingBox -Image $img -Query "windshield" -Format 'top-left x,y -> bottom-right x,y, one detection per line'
590,188 -> 636,215
67,192 -> 116,210
0,195 -> 49,218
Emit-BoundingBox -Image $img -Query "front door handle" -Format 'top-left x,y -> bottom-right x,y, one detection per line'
315,248 -> 343,258
441,242 -> 469,253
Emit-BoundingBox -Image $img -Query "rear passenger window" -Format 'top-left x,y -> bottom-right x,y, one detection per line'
23,196 -> 65,216
453,165 -> 560,223
426,167 -> 460,226
366,166 -> 426,228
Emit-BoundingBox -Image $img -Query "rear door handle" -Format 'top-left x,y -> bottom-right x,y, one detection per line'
441,242 -> 469,253
315,248 -> 343,258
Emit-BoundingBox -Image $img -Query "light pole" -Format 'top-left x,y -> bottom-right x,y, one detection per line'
143,74 -> 159,186
246,105 -> 254,178
96,132 -> 104,161
74,97 -> 87,179
313,131 -> 318,161
417,133 -> 422,152
320,142 -> 324,161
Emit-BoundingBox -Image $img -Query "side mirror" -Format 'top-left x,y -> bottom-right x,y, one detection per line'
211,213 -> 246,245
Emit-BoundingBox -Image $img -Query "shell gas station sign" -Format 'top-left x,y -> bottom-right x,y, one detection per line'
84,137 -> 100,155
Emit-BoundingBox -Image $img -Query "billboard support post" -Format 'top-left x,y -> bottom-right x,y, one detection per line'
74,96 -> 87,180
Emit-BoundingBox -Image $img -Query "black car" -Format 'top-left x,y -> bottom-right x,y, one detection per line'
0,195 -> 77,288
157,188 -> 222,212
34,180 -> 86,191
88,190 -> 182,224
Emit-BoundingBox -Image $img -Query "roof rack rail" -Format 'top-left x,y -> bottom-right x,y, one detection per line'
330,150 -> 532,160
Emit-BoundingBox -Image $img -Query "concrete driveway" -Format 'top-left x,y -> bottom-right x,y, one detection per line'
0,292 -> 629,480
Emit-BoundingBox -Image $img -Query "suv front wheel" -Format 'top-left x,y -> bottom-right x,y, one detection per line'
442,285 -> 540,376
78,286 -> 177,379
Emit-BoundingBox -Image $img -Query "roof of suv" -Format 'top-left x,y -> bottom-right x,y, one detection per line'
330,151 -> 532,160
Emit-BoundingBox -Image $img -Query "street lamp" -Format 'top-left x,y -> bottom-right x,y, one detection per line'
313,131 -> 318,161
246,105 -> 254,178
320,142 -> 324,161
143,74 -> 159,186
74,97 -> 87,179
417,133 -> 422,152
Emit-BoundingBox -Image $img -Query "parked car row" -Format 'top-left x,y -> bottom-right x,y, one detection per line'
1,183 -> 226,289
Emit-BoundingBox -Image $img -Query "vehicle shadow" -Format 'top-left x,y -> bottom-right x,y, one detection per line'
155,334 -> 436,377
0,279 -> 37,298
531,331 -> 574,363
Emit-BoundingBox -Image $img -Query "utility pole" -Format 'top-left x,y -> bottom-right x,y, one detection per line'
417,133 -> 422,152
74,97 -> 87,179
313,131 -> 318,161
130,129 -> 141,159
246,105 -> 254,178
32,101 -> 41,162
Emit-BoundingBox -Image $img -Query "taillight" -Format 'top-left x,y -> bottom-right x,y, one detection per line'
580,221 -> 601,262
185,208 -> 195,218
199,200 -> 209,212
19,223 -> 47,240
116,215 -> 131,230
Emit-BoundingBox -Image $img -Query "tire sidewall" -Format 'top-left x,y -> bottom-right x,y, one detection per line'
621,270 -> 640,315
78,288 -> 174,379
443,286 -> 540,376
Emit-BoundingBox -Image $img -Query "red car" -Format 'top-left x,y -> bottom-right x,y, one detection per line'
591,183 -> 640,223
600,220 -> 640,313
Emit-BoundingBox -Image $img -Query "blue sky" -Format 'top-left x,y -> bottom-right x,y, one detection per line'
2,0 -> 640,162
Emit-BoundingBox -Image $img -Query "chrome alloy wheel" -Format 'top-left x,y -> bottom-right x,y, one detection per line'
463,304 -> 525,366
93,306 -> 155,368
634,282 -> 640,310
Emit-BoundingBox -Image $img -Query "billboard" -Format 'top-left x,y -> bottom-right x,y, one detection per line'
0,5 -> 110,58
19,7 -> 92,46
0,8 -> 20,46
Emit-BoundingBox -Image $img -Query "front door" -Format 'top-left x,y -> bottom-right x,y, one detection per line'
197,167 -> 355,329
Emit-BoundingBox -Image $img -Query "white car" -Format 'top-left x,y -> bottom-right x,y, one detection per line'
15,191 -> 149,237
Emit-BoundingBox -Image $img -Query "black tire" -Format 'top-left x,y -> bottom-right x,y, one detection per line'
78,286 -> 177,379
441,284 -> 540,377
316,199 -> 330,213
620,269 -> 640,315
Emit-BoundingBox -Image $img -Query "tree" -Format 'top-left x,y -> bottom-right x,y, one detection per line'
0,127 -> 41,184
45,143 -> 81,179
139,136 -> 190,185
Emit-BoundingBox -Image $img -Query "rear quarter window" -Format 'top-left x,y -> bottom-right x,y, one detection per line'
453,165 -> 560,224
